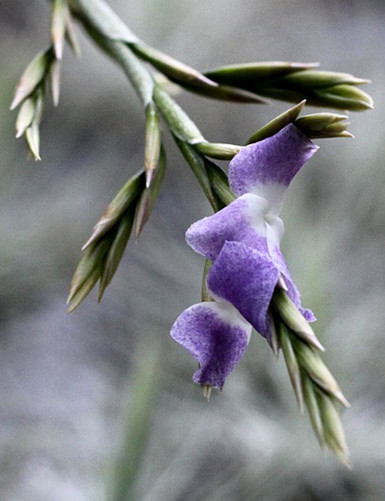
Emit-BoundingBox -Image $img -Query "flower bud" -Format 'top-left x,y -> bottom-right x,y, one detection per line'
295,112 -> 353,139
311,83 -> 373,111
205,62 -> 373,111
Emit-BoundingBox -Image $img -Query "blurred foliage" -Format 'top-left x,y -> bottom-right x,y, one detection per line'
0,1 -> 384,500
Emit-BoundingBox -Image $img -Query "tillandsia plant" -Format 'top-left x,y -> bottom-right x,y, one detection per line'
11,0 -> 373,466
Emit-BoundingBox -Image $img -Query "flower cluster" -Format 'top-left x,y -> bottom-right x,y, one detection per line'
171,124 -> 319,390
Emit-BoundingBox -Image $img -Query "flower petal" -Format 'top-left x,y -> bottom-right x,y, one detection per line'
170,301 -> 252,387
229,124 -> 319,214
207,241 -> 280,339
267,239 -> 316,322
186,193 -> 268,260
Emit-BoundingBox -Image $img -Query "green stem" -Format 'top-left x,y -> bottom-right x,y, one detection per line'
68,0 -> 138,43
69,0 -> 206,144
153,85 -> 204,143
69,0 -> 153,106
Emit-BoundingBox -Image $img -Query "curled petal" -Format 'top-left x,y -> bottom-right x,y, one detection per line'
170,301 -> 251,388
229,124 -> 319,214
186,193 -> 268,260
207,241 -> 280,339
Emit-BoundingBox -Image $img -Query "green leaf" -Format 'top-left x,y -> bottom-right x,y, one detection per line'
107,343 -> 162,501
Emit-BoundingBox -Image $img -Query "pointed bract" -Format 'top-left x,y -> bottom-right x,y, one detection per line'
11,48 -> 52,110
51,0 -> 67,60
279,322 -> 304,412
195,142 -> 242,160
25,122 -> 41,161
98,211 -> 135,300
50,59 -> 61,106
144,103 -> 161,188
15,98 -> 36,138
246,100 -> 306,145
82,170 -> 144,249
134,146 -> 166,237
131,42 -> 218,90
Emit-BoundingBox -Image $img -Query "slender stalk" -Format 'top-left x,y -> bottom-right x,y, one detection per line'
68,0 -> 138,43
68,1 -> 153,106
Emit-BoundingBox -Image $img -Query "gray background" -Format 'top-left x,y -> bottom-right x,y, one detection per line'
0,1 -> 384,500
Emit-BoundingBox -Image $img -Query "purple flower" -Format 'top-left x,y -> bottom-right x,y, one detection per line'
171,302 -> 252,388
171,124 -> 318,389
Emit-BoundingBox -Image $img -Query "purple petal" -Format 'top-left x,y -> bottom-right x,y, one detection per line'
207,241 -> 280,339
170,302 -> 252,388
229,124 -> 318,213
186,194 -> 268,260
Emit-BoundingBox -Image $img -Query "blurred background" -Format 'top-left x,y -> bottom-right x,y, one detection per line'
0,1 -> 384,500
